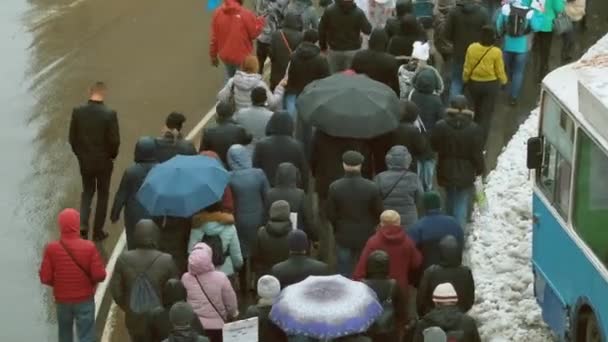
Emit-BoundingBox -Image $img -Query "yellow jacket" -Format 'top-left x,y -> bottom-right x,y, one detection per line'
463,43 -> 508,85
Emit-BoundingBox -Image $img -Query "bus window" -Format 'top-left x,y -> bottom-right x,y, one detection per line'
538,138 -> 572,219
573,130 -> 608,266
541,92 -> 574,162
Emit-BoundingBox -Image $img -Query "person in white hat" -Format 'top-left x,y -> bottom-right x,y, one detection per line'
412,282 -> 482,342
245,275 -> 286,341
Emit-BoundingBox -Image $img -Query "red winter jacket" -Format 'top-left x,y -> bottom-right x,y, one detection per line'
353,225 -> 422,293
39,209 -> 107,303
209,0 -> 265,65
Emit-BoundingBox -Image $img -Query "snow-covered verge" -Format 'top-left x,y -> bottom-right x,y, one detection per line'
465,110 -> 555,341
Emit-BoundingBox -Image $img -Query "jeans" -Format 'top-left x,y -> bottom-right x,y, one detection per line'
449,58 -> 465,99
418,159 -> 436,192
503,51 -> 528,100
336,245 -> 359,277
56,299 -> 95,342
536,31 -> 553,82
445,187 -> 472,228
222,61 -> 239,83
467,80 -> 500,146
80,164 -> 113,234
256,40 -> 271,75
327,49 -> 358,73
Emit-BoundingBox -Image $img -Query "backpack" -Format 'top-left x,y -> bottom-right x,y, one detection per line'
504,5 -> 530,37
202,234 -> 228,267
128,253 -> 163,314
369,280 -> 397,334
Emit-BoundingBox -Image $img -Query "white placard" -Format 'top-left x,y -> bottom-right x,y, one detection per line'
290,212 -> 298,230
222,317 -> 258,342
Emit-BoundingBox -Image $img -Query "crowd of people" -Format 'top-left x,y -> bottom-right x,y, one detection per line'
38,0 -> 587,341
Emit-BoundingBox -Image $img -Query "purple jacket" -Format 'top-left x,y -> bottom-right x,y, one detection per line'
182,243 -> 238,330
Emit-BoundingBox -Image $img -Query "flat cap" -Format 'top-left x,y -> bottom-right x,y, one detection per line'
342,150 -> 364,166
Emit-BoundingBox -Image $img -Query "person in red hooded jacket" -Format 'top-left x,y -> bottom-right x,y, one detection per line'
210,0 -> 265,80
39,208 -> 107,342
353,209 -> 422,296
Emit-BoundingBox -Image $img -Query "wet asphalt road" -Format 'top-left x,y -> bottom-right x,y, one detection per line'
0,0 -> 606,340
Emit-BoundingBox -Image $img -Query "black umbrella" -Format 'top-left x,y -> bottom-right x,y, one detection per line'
296,73 -> 400,139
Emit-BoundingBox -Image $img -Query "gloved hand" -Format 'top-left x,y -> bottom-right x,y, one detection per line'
526,9 -> 534,19
502,3 -> 511,16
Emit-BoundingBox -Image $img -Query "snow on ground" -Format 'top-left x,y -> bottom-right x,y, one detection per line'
464,110 -> 555,341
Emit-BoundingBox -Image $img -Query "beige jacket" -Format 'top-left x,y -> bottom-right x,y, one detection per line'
565,0 -> 586,22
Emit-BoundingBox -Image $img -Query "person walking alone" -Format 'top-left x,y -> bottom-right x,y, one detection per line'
39,208 -> 107,342
69,81 -> 120,241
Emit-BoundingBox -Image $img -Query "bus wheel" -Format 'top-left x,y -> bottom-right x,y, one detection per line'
579,311 -> 601,342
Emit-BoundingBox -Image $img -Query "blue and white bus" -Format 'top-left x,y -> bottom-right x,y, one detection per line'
527,33 -> 608,342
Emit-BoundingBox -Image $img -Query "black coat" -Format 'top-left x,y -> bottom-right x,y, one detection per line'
200,120 -> 252,166
413,306 -> 481,342
326,172 -> 384,250
69,100 -> 120,172
266,163 -> 315,240
391,122 -> 433,170
286,42 -> 331,96
416,236 -> 475,317
154,132 -> 197,163
110,225 -> 179,336
269,14 -> 304,89
364,279 -> 405,342
430,110 -> 485,189
153,216 -> 192,274
351,52 -> 399,96
253,112 -> 310,190
386,15 -> 427,58
110,138 -> 158,250
271,254 -> 331,288
245,304 -> 287,342
254,217 -> 292,276
311,131 -> 373,199
443,1 -> 489,60
319,0 -> 371,51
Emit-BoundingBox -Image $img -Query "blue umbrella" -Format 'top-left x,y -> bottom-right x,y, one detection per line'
270,275 -> 383,339
136,155 -> 228,217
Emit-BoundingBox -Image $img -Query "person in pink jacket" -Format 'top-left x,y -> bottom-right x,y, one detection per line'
182,243 -> 239,342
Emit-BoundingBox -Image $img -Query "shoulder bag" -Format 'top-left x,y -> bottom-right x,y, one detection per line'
280,30 -> 293,55
59,240 -> 93,285
382,171 -> 408,200
195,276 -> 227,323
553,12 -> 573,35
469,46 -> 493,78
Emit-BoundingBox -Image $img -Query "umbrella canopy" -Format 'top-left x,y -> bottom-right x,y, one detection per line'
270,275 -> 383,339
136,155 -> 228,217
296,73 -> 400,139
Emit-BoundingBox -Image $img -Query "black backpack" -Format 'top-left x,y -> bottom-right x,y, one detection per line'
128,253 -> 162,314
369,280 -> 397,334
202,234 -> 228,267
504,5 -> 530,37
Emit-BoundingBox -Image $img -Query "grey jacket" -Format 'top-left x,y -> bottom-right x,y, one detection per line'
373,145 -> 423,228
234,105 -> 274,145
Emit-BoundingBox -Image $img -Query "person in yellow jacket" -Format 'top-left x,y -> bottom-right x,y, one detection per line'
462,25 -> 507,147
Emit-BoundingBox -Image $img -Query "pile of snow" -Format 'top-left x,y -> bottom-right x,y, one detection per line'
465,110 -> 554,341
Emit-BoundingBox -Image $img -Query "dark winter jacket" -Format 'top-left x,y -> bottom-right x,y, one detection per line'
111,137 -> 158,250
373,146 -> 423,227
253,111 -> 310,190
390,111 -> 433,170
153,216 -> 192,274
266,162 -> 315,240
147,280 -> 206,342
161,330 -> 208,342
111,221 -> 179,336
417,235 -> 475,316
269,13 -> 304,89
351,29 -> 400,95
154,131 -> 197,163
443,0 -> 489,60
271,254 -> 331,288
433,0 -> 456,55
430,109 -> 485,188
286,42 -> 331,95
319,0 -> 372,51
387,15 -> 427,58
408,209 -> 464,270
200,119 -> 252,166
410,69 -> 444,132
327,171 -> 384,250
254,201 -> 293,275
413,306 -> 481,342
385,0 -> 414,38
311,130 -> 373,199
69,100 -> 120,172
228,144 -> 270,257
245,302 -> 287,342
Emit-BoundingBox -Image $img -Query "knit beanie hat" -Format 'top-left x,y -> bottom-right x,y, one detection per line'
412,41 -> 430,61
423,191 -> 442,211
288,229 -> 309,252
169,302 -> 195,329
257,275 -> 281,300
432,283 -> 458,304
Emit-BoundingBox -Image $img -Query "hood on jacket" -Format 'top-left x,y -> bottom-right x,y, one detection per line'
395,0 -> 413,16
366,249 -> 390,279
188,243 -> 215,276
400,100 -> 420,123
221,0 -> 244,15
422,306 -> 464,331
134,219 -> 160,249
295,42 -> 322,60
439,235 -> 462,267
445,108 -> 475,130
385,145 -> 412,171
193,211 -> 235,229
58,208 -> 80,239
170,301 -> 196,328
162,279 -> 188,308
369,29 -> 389,52
134,136 -> 157,163
414,68 -> 437,94
227,144 -> 252,170
266,200 -> 292,237
265,110 -> 294,136
379,224 -> 408,244
233,70 -> 264,92
337,0 -> 356,12
275,162 -> 298,188
400,14 -> 420,35
283,12 -> 303,31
